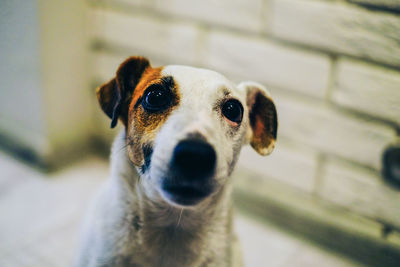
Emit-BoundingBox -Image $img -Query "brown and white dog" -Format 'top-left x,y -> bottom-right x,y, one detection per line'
76,56 -> 277,267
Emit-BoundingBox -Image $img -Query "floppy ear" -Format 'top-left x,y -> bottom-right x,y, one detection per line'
238,81 -> 278,156
96,56 -> 150,128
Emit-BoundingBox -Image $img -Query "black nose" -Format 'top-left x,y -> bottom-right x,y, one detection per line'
171,140 -> 216,180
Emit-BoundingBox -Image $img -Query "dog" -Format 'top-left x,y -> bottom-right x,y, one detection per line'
76,56 -> 278,267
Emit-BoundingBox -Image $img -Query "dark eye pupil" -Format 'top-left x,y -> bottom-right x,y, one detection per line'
142,87 -> 171,112
146,90 -> 165,106
222,100 -> 243,123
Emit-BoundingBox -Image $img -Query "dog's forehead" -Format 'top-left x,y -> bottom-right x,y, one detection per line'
161,65 -> 237,97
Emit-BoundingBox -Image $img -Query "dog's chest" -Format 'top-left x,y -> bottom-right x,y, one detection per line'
119,218 -> 229,267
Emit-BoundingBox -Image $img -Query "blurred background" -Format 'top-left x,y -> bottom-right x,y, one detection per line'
1,0 -> 400,266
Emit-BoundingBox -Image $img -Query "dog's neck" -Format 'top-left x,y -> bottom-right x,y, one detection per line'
109,131 -> 234,266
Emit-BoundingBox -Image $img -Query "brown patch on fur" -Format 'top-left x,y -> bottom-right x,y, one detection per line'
248,91 -> 277,155
126,71 -> 181,166
96,56 -> 181,166
131,67 -> 164,110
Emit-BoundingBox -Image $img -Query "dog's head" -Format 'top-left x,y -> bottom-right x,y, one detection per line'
97,57 -> 277,207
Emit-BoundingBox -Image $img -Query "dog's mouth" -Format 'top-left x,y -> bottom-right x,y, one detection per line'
161,182 -> 213,206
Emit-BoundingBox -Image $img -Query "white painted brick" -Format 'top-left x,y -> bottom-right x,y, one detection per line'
204,31 -> 330,98
90,9 -> 201,65
388,231 -> 400,247
332,59 -> 400,125
275,92 -> 396,170
90,52 -> 125,82
237,141 -> 317,193
154,0 -> 264,32
90,0 -> 151,7
320,158 -> 400,228
348,0 -> 400,11
271,0 -> 400,67
112,0 -> 154,8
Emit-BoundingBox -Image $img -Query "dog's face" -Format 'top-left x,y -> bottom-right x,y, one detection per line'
97,57 -> 277,207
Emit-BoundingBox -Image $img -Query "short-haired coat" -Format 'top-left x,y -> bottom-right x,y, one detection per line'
76,56 -> 278,267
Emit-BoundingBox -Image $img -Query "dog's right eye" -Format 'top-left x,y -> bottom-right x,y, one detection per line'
142,85 -> 171,112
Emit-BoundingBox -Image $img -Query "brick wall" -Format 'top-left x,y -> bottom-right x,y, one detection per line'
88,0 -> 400,232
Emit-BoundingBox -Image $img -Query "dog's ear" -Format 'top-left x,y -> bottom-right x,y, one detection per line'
96,56 -> 150,128
238,81 -> 278,156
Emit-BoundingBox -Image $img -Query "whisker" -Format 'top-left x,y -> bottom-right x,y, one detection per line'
176,208 -> 184,228
118,139 -> 134,153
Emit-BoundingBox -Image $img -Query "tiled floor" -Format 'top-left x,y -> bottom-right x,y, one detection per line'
0,151 -> 359,267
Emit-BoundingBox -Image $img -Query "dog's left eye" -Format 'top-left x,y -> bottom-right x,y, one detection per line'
221,99 -> 243,124
142,85 -> 171,112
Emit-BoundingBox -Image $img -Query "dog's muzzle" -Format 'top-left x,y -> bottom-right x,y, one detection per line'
162,139 -> 216,206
